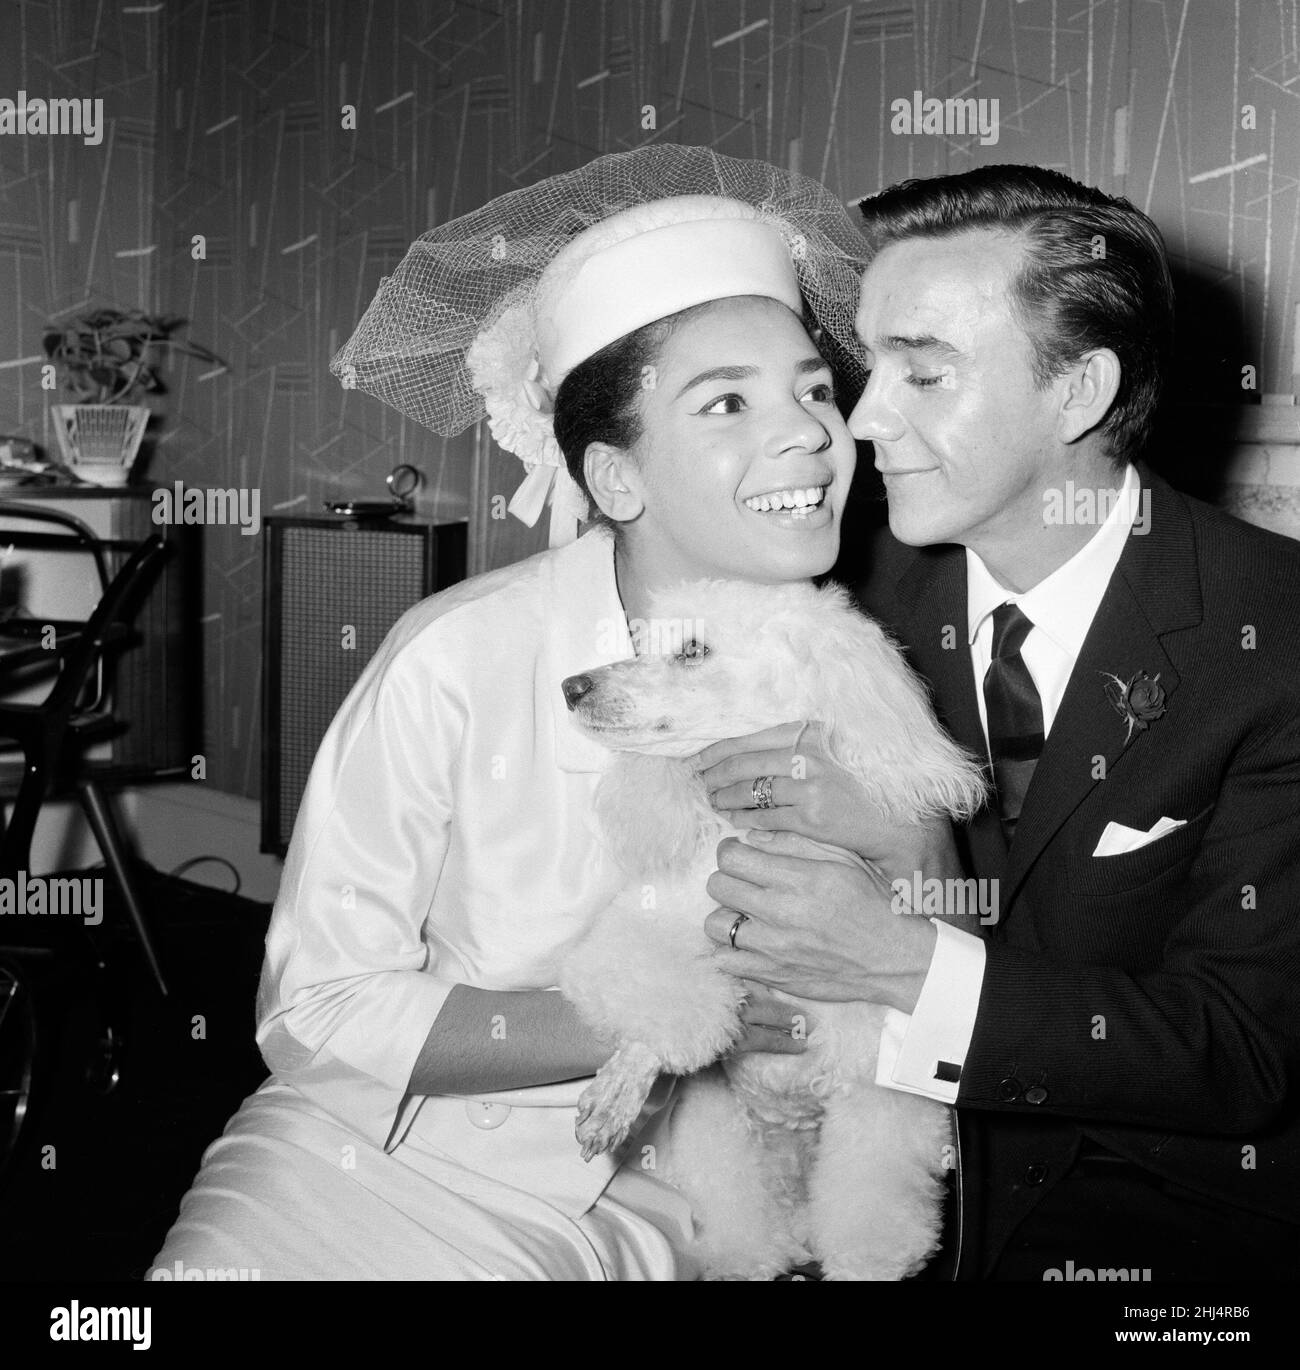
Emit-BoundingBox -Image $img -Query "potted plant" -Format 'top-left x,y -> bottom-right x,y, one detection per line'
42,307 -> 223,485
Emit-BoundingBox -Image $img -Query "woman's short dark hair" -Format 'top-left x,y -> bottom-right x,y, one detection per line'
856,164 -> 1174,468
552,313 -> 674,533
552,296 -> 842,530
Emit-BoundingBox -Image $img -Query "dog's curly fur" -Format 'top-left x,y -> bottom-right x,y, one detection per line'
558,577 -> 987,1280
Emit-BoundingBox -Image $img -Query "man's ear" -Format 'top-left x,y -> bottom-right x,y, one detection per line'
584,442 -> 644,522
1055,348 -> 1121,445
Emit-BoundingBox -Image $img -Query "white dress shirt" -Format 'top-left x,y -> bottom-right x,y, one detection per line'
876,464 -> 1142,1101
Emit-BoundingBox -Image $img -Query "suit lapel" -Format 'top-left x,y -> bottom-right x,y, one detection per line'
1000,469 -> 1201,906
1000,572 -> 1179,903
884,468 -> 1203,918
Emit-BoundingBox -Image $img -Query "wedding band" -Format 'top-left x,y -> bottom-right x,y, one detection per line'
728,913 -> 748,950
752,775 -> 775,809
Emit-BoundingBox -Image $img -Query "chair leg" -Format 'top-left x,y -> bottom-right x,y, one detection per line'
77,781 -> 168,998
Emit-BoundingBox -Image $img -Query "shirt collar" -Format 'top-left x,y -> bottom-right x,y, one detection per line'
966,464 -> 1140,657
543,526 -> 634,773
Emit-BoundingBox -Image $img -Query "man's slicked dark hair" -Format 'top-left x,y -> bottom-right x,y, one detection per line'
856,164 -> 1174,467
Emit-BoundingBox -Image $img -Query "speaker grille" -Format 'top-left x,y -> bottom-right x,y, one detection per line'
263,519 -> 466,854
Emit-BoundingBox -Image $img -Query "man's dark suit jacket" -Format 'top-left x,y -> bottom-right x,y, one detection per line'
855,465 -> 1300,1278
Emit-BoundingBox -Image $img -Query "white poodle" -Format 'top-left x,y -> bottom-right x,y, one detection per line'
558,577 -> 986,1280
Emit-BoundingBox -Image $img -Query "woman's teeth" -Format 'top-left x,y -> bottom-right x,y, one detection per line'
742,486 -> 827,515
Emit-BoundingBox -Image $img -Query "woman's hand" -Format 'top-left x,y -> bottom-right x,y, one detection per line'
726,980 -> 815,1057
694,721 -> 960,883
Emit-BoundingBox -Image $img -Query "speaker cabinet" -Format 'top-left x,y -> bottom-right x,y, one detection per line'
260,516 -> 467,855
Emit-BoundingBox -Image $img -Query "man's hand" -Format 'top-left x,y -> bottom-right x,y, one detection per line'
703,832 -> 939,1013
694,722 -> 962,883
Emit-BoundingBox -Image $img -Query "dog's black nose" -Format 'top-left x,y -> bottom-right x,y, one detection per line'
562,674 -> 594,710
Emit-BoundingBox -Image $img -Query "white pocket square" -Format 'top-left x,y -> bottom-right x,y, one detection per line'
1093,816 -> 1188,857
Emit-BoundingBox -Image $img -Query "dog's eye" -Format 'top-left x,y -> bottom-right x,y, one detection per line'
678,640 -> 709,663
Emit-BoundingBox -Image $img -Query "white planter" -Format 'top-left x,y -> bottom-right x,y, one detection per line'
50,404 -> 150,486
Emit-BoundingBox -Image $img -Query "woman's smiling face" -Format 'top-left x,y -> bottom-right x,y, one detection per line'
616,295 -> 856,584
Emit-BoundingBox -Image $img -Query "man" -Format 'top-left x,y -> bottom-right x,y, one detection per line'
697,164 -> 1300,1280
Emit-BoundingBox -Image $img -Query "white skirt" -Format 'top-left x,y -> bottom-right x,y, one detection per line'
149,1077 -> 699,1281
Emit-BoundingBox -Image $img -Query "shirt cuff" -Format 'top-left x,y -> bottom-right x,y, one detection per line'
874,920 -> 987,1103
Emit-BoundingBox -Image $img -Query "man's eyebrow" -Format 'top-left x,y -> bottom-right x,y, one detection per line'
872,333 -> 965,359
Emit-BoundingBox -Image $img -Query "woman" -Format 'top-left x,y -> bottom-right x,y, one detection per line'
151,146 -> 873,1280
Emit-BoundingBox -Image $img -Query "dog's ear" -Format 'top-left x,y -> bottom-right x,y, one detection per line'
593,753 -> 721,877
810,596 -> 988,822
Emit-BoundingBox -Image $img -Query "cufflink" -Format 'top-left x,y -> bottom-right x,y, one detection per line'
934,1060 -> 962,1084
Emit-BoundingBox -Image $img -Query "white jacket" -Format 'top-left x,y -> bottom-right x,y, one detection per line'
256,526 -> 666,1216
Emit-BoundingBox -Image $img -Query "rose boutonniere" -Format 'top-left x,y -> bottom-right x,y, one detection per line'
1101,669 -> 1167,743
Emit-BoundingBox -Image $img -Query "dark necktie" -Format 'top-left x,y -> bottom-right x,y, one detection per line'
983,602 -> 1044,843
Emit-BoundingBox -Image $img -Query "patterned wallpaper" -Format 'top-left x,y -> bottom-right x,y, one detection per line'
2,0 -> 1297,798
1,3 -> 159,417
